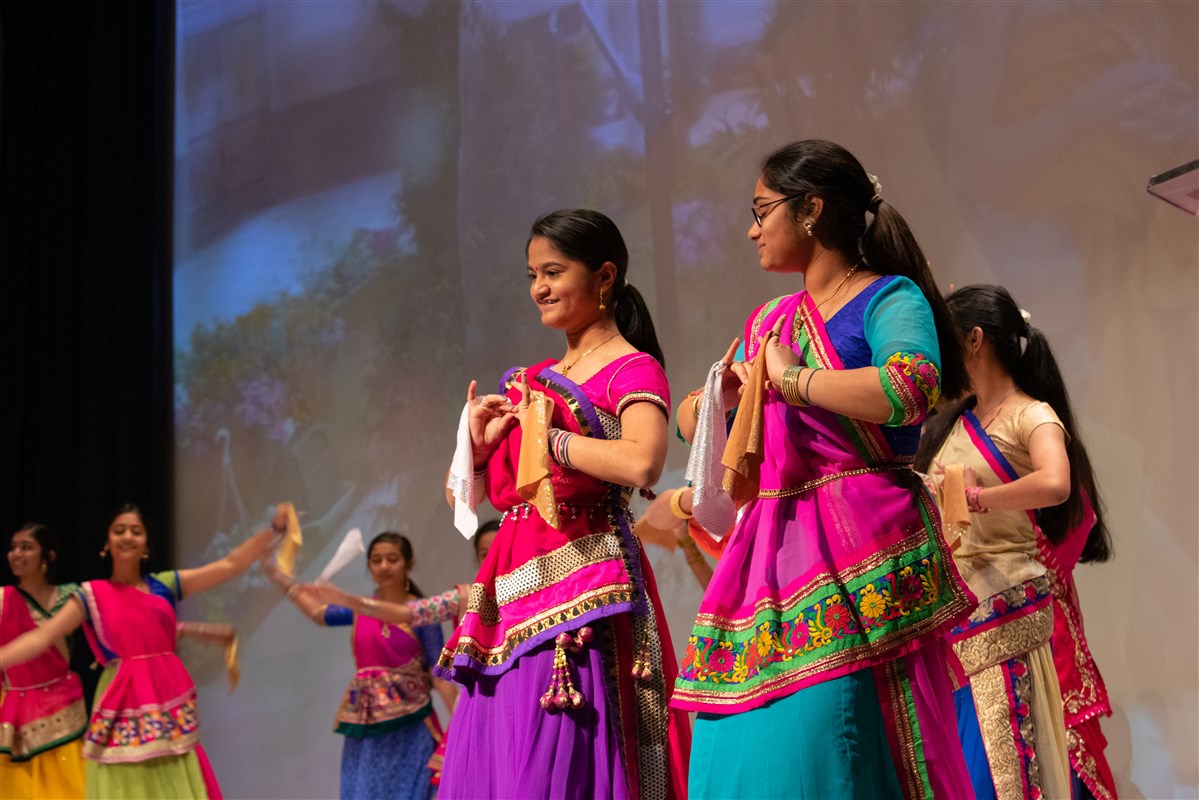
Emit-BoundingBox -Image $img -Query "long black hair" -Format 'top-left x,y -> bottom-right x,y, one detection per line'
915,285 -> 1111,561
760,140 -> 965,399
527,209 -> 665,367
12,523 -> 58,582
367,531 -> 423,598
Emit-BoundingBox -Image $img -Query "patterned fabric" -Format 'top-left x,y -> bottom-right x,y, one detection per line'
675,281 -> 973,714
437,351 -> 690,800
408,588 -> 462,628
0,585 -> 88,762
75,576 -> 202,768
334,617 -> 441,738
881,351 -> 941,426
1035,501 -> 1118,799
935,412 -> 1077,800
340,721 -> 435,800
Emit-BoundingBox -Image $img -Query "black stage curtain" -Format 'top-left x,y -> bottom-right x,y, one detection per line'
0,0 -> 175,588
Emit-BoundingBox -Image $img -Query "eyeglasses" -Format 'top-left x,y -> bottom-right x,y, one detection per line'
751,194 -> 803,226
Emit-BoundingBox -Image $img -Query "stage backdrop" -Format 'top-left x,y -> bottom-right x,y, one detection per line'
173,2 -> 1197,797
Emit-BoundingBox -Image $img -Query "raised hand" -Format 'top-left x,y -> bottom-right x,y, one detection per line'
762,316 -> 800,388
466,379 -> 518,469
719,337 -> 748,409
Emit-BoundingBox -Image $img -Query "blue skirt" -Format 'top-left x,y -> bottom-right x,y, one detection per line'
340,719 -> 436,800
690,669 -> 903,799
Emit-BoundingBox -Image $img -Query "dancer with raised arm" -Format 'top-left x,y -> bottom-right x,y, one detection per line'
2,524 -> 87,798
0,503 -> 285,799
266,531 -> 458,800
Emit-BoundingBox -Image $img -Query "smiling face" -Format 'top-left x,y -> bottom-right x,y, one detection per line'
747,178 -> 813,274
526,236 -> 611,332
107,511 -> 148,563
7,529 -> 47,580
367,541 -> 409,591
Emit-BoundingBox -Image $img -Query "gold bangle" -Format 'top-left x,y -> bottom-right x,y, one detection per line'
691,393 -> 702,421
361,597 -> 377,615
668,489 -> 693,520
780,366 -> 806,406
285,583 -> 300,599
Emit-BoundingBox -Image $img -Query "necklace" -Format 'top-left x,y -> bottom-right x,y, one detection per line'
975,388 -> 1017,429
560,331 -> 621,377
796,264 -> 859,333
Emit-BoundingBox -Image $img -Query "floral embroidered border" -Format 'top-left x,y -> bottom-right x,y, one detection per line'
881,351 -> 941,426
675,536 -> 963,705
83,691 -> 199,764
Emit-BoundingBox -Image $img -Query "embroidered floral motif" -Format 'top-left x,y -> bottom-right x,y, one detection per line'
881,351 -> 941,426
678,555 -> 949,687
86,695 -> 199,751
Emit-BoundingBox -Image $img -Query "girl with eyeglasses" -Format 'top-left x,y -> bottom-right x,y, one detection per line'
673,139 -> 976,798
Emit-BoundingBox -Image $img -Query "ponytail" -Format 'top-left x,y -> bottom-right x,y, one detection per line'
529,209 -> 665,367
759,140 -> 964,398
612,282 -> 665,367
861,205 -> 967,399
938,285 -> 1111,559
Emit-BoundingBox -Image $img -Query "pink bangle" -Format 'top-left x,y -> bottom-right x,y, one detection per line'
965,485 -> 989,514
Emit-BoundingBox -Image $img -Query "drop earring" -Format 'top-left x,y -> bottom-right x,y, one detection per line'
803,220 -> 814,237
100,545 -> 109,557
598,287 -> 606,311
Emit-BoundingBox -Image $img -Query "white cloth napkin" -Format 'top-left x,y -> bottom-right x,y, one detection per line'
685,361 -> 737,540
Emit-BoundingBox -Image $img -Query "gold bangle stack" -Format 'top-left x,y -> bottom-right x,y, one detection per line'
691,393 -> 703,421
668,489 -> 693,520
780,365 -> 808,407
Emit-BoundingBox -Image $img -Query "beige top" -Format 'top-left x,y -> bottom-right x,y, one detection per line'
934,398 -> 1066,601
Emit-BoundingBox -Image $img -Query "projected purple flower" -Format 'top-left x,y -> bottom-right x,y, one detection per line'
237,377 -> 291,442
672,199 -> 725,268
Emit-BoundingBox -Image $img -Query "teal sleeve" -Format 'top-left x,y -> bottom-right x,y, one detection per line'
863,277 -> 943,426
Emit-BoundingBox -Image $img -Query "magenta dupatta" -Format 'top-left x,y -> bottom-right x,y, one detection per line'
334,615 -> 435,737
0,585 -> 87,760
436,353 -> 691,800
78,578 -> 200,765
675,290 -> 975,713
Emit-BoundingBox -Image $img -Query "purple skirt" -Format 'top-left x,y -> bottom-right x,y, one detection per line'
438,639 -> 628,800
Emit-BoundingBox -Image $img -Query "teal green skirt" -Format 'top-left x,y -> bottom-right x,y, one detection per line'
690,669 -> 903,799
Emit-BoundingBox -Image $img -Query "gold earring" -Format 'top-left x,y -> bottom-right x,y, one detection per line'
598,287 -> 606,311
142,550 -> 150,560
804,220 -> 814,237
100,545 -> 109,557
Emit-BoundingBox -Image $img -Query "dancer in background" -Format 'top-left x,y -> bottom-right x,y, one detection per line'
266,531 -> 458,800
0,503 -> 286,799
675,139 -> 976,799
472,519 -> 500,567
918,284 -> 1113,800
441,209 -> 690,799
2,524 -> 86,799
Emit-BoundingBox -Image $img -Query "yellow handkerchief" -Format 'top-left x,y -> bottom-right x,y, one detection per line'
276,502 -> 303,577
515,390 -> 560,529
938,464 -> 971,551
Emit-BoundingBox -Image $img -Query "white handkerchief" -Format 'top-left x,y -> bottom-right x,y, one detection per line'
447,401 -> 484,539
686,361 -> 737,540
317,528 -> 366,583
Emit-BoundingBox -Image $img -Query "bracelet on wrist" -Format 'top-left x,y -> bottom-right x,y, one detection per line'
965,485 -> 989,514
285,582 -> 300,599
779,365 -> 807,407
691,392 -> 703,421
801,367 -> 818,406
668,489 -> 693,520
